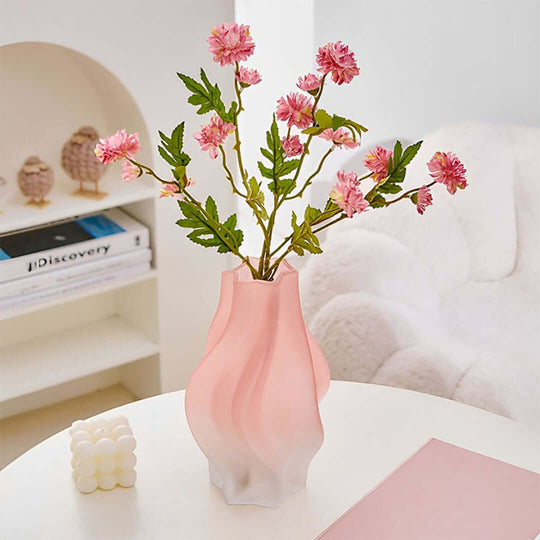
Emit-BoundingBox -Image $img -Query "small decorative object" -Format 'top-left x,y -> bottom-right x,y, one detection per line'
96,23 -> 468,507
17,156 -> 54,207
69,415 -> 137,494
62,126 -> 108,199
0,176 -> 8,213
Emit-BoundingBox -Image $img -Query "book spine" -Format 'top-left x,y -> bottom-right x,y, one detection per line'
0,263 -> 151,310
0,227 -> 149,284
0,249 -> 152,300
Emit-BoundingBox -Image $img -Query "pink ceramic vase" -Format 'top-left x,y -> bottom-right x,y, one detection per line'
185,259 -> 330,507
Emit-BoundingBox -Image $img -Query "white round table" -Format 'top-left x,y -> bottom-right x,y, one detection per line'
1,381 -> 539,539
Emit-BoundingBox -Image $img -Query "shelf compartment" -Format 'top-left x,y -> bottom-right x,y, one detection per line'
0,269 -> 158,322
0,172 -> 156,235
0,315 -> 160,403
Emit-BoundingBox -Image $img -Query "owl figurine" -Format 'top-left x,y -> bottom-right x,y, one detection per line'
61,126 -> 108,199
17,156 -> 54,207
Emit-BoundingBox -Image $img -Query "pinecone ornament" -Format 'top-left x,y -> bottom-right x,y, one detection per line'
61,126 -> 108,198
17,156 -> 54,207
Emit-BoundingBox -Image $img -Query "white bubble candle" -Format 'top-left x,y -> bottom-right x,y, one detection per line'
69,415 -> 137,494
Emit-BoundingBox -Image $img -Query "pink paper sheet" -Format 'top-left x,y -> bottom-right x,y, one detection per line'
317,438 -> 540,539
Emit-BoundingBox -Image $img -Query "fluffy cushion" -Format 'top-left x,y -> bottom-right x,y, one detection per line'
300,123 -> 540,429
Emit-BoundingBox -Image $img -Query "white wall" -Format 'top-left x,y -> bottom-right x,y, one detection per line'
314,0 -> 540,172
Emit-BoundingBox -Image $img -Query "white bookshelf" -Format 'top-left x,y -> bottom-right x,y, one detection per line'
0,269 -> 158,322
0,41 -> 163,419
0,169 -> 156,235
0,316 -> 160,403
0,0 -> 236,423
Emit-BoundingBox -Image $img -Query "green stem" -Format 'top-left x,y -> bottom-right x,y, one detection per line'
286,146 -> 334,201
233,62 -> 248,181
129,160 -> 176,185
285,75 -> 327,196
133,158 -> 260,278
385,180 -> 436,206
268,235 -> 290,259
259,75 -> 330,273
232,62 -> 271,275
182,190 -> 261,279
219,146 -> 246,198
312,213 -> 347,234
265,211 -> 346,279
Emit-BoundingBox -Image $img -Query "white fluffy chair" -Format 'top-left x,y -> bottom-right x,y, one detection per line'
300,123 -> 540,428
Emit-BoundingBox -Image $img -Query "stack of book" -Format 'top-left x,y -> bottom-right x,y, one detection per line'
0,208 -> 152,311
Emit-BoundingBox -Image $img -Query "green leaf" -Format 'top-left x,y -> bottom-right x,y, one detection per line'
378,183 -> 402,194
259,115 -> 285,185
158,146 -> 177,167
345,119 -> 368,133
267,178 -> 296,196
177,73 -> 205,96
388,168 -> 406,183
369,194 -> 387,208
219,213 -> 244,254
257,161 -> 274,179
315,109 -> 333,129
176,198 -> 244,254
301,126 -> 325,136
400,141 -> 423,168
244,177 -> 268,221
279,159 -> 300,176
158,131 -> 171,144
386,140 -> 422,184
290,212 -> 323,256
171,123 -> 184,150
173,166 -> 186,181
304,203 -> 341,227
205,196 -> 219,221
324,198 -> 338,212
187,229 -> 222,248
157,122 -> 191,171
391,140 -> 402,174
178,71 -> 234,122
304,205 -> 322,225
331,114 -> 347,130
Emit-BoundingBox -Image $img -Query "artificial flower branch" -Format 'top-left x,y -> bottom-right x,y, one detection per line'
95,23 -> 468,281
384,180 -> 437,207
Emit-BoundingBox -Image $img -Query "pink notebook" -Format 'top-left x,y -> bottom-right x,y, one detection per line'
317,438 -> 540,539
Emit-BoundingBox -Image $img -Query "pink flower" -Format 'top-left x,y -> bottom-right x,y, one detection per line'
427,151 -> 467,194
236,67 -> 261,87
415,185 -> 433,215
329,170 -> 370,218
316,41 -> 359,85
297,73 -> 322,94
94,130 -> 140,164
319,128 -> 359,149
363,146 -> 393,183
276,92 -> 313,129
159,183 -> 183,200
193,114 -> 236,159
121,160 -> 141,182
208,23 -> 255,66
281,135 -> 304,157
